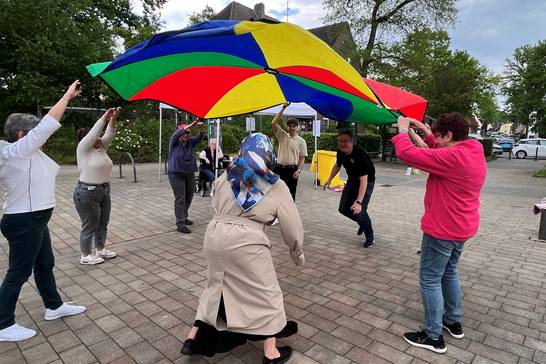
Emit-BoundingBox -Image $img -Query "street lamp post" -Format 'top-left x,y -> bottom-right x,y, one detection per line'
528,111 -> 538,139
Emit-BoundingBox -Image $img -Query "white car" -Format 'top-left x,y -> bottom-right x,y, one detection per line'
512,138 -> 546,159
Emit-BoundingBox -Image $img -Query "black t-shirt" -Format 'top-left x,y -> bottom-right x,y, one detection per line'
336,146 -> 375,184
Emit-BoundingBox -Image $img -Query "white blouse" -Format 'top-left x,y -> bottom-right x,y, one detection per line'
0,115 -> 61,214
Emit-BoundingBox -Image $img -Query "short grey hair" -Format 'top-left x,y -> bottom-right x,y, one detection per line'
4,113 -> 40,142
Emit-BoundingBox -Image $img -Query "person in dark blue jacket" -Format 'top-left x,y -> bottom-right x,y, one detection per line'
167,119 -> 204,233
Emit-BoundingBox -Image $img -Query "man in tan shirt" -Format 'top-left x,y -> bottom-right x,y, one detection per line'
272,102 -> 308,200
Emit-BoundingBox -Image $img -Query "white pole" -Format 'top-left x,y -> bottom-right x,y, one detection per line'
314,134 -> 318,190
159,107 -> 163,182
214,118 -> 220,182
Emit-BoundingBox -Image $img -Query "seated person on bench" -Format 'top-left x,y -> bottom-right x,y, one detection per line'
199,138 -> 223,184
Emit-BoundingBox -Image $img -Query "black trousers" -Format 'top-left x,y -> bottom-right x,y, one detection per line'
0,208 -> 63,330
168,172 -> 195,229
338,181 -> 375,241
274,165 -> 298,201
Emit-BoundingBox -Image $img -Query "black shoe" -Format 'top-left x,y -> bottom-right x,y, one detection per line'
443,319 -> 464,339
185,219 -> 194,225
357,226 -> 364,236
403,330 -> 446,354
263,346 -> 292,364
363,239 -> 374,248
180,338 -> 195,355
177,226 -> 191,234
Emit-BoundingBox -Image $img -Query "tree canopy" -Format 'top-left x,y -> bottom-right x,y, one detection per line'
0,0 -> 166,121
502,40 -> 546,135
322,0 -> 457,76
375,29 -> 500,119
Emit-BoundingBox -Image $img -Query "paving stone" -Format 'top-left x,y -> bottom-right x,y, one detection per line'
88,337 -> 126,363
47,329 -> 82,353
59,344 -> 97,364
21,341 -> 59,363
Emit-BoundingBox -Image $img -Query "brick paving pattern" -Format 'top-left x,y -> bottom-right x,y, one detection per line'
0,157 -> 545,363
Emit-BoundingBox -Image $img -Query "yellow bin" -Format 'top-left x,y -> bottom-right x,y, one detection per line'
310,150 -> 345,187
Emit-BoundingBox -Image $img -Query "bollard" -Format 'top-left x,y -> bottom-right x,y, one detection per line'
540,211 -> 546,240
536,147 -> 539,161
508,148 -> 511,160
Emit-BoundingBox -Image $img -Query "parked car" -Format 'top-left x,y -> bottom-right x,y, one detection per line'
492,143 -> 504,156
469,134 -> 503,156
497,138 -> 515,151
512,138 -> 546,159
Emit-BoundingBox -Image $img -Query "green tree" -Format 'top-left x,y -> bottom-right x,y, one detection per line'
502,41 -> 546,136
0,0 -> 166,122
376,29 -> 498,118
322,0 -> 457,76
188,5 -> 216,25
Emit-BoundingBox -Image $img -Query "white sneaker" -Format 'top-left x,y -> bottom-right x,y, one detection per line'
272,218 -> 279,226
44,303 -> 86,321
96,249 -> 117,259
0,323 -> 36,342
80,254 -> 104,265
210,190 -> 214,197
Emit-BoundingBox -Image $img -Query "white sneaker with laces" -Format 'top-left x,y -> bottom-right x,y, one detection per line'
80,254 -> 104,265
44,303 -> 86,321
96,249 -> 117,259
0,323 -> 36,342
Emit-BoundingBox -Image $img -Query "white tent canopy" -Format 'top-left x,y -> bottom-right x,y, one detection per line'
254,102 -> 317,118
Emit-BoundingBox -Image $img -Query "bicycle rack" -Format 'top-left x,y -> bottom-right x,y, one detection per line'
118,152 -> 137,183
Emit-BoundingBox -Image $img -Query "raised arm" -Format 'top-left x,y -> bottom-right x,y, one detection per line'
47,80 -> 82,122
272,102 -> 289,139
4,81 -> 81,158
408,129 -> 429,149
77,109 -> 114,155
101,107 -> 121,150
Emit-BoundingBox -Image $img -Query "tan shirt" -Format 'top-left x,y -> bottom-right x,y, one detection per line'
273,124 -> 308,165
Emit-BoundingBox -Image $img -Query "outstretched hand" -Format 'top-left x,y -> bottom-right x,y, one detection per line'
64,80 -> 82,100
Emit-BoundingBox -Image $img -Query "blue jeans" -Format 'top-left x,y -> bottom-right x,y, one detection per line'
202,169 -> 215,182
420,233 -> 465,339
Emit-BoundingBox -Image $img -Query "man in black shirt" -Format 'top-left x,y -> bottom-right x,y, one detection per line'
324,130 -> 375,247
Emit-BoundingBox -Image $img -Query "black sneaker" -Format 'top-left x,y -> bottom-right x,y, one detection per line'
177,226 -> 191,234
403,330 -> 447,354
180,338 -> 195,355
185,219 -> 194,226
363,239 -> 375,248
263,346 -> 292,364
443,319 -> 464,339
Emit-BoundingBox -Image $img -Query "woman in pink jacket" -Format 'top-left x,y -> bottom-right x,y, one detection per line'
392,113 -> 486,354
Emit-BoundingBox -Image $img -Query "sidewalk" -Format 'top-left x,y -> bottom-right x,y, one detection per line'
0,158 -> 545,364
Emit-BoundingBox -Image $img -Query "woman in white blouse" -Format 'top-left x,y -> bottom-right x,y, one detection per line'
74,107 -> 121,265
0,81 -> 86,342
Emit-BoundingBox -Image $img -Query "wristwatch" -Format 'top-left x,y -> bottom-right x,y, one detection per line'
355,200 -> 362,205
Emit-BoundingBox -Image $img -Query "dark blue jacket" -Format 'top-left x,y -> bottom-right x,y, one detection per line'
167,127 -> 204,173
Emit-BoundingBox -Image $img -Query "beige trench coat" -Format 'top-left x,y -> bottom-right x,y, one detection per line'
195,173 -> 305,336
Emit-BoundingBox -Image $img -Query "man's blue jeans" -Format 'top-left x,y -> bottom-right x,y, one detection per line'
420,233 -> 465,339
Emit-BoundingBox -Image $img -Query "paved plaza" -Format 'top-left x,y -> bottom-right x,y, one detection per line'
1,156 -> 546,364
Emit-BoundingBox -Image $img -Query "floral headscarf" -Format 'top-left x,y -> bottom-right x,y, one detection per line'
227,133 -> 279,211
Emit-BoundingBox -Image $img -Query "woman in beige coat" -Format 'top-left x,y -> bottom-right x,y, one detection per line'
181,133 -> 304,364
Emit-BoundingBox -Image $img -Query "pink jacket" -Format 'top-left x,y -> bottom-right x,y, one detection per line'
392,133 -> 486,241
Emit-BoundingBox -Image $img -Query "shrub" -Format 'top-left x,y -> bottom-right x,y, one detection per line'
478,139 -> 493,157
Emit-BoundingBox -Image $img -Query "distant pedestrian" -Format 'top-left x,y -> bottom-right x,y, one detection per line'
392,114 -> 486,354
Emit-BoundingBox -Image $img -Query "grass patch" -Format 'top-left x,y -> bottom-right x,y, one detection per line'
533,169 -> 546,178
486,155 -> 497,162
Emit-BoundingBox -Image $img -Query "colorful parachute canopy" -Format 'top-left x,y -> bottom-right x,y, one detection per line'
364,79 -> 428,121
87,20 -> 399,124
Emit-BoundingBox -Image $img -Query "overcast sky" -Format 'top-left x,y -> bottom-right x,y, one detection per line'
159,0 -> 546,75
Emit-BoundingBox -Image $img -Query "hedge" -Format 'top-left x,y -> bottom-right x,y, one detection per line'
478,139 -> 492,157
300,132 -> 382,159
